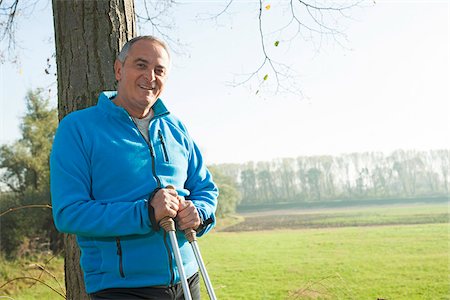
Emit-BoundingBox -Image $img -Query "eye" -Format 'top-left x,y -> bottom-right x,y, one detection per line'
156,68 -> 165,76
137,63 -> 146,69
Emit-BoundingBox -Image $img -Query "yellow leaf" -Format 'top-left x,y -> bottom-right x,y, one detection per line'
265,4 -> 271,10
263,74 -> 269,81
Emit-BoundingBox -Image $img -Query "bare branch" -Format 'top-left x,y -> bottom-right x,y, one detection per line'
27,259 -> 66,297
228,0 -> 363,95
228,1 -> 305,95
0,204 -> 52,217
213,0 -> 234,19
230,1 -> 275,90
135,0 -> 187,56
195,0 -> 235,21
297,0 -> 362,12
0,0 -> 45,63
0,0 -> 19,53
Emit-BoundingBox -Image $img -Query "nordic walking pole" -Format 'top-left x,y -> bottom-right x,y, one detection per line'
166,185 -> 217,299
159,187 -> 192,300
184,228 -> 217,300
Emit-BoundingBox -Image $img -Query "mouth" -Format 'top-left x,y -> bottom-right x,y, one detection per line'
138,83 -> 156,91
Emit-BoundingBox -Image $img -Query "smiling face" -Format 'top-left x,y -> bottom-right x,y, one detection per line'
114,39 -> 170,118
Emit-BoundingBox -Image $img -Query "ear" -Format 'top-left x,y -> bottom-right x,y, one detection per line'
114,59 -> 123,81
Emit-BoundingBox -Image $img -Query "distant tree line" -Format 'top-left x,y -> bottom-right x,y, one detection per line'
214,150 -> 449,205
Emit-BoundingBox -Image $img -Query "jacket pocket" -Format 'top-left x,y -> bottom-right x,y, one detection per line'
158,130 -> 170,163
115,237 -> 125,278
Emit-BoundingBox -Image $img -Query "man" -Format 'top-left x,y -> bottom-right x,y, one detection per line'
50,35 -> 218,299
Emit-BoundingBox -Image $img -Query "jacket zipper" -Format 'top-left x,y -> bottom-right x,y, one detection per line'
129,118 -> 161,188
116,237 -> 125,278
129,116 -> 174,285
158,130 -> 170,163
163,231 -> 175,285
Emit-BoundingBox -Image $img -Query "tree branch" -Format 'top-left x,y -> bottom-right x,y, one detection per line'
27,258 -> 66,297
0,204 -> 52,217
0,0 -> 19,52
135,0 -> 187,56
297,0 -> 362,12
228,0 -> 304,95
228,0 -> 362,95
213,0 -> 234,19
196,0 -> 235,21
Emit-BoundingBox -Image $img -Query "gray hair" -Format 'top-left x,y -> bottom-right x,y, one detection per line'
117,35 -> 171,63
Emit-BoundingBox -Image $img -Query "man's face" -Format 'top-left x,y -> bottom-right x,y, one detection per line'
114,40 -> 170,111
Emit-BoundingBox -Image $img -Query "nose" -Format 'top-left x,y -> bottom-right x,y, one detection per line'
145,69 -> 156,81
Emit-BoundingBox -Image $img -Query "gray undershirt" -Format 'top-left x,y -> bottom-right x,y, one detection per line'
132,114 -> 152,143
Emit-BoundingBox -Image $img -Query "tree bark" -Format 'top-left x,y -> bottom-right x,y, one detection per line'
51,0 -> 136,298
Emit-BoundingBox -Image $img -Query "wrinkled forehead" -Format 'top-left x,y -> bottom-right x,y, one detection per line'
130,40 -> 170,61
127,40 -> 171,69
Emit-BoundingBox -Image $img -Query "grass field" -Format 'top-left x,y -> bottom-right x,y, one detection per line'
1,203 -> 448,299
0,254 -> 65,299
200,223 -> 448,299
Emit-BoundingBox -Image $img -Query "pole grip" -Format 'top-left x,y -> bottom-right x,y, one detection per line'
159,216 -> 175,232
184,229 -> 197,243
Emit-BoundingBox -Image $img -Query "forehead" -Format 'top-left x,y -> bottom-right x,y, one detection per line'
128,40 -> 170,64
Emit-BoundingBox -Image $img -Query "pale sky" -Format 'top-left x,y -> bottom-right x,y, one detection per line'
0,1 -> 449,164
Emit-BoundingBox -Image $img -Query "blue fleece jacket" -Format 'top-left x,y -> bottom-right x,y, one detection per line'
50,91 -> 218,293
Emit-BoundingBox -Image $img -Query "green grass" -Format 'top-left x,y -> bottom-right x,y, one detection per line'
1,204 -> 448,299
199,224 -> 449,299
0,254 -> 65,299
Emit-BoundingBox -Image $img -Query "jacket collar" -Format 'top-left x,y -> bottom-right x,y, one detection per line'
97,91 -> 170,119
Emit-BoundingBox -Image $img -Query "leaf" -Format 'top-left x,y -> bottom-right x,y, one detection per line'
265,4 -> 271,10
274,41 -> 279,47
263,74 -> 268,81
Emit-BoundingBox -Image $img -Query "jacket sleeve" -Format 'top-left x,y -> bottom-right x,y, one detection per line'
184,137 -> 218,237
50,116 -> 153,237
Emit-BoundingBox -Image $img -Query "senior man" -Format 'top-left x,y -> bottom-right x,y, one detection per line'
50,35 -> 218,300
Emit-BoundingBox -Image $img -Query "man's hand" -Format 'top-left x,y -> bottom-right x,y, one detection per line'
175,197 -> 201,231
150,188 -> 180,223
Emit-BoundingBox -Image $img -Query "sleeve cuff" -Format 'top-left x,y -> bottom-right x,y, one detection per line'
148,188 -> 162,231
196,209 -> 214,235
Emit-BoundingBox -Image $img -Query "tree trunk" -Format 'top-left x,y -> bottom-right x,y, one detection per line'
51,0 -> 136,298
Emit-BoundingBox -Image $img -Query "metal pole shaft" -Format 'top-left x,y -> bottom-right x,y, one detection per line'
160,216 -> 192,300
168,231 -> 192,300
191,240 -> 217,300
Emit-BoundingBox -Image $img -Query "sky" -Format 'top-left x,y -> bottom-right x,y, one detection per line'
0,0 -> 449,165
